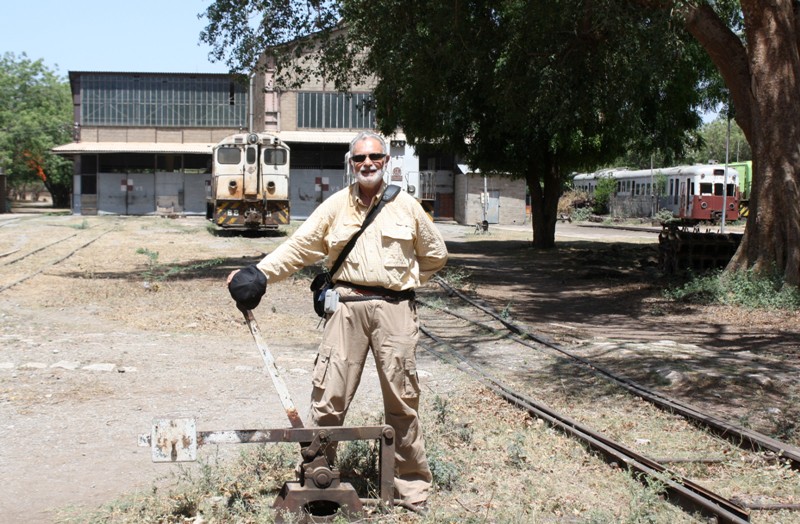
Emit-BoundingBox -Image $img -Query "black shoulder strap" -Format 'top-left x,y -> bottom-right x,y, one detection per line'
328,184 -> 401,279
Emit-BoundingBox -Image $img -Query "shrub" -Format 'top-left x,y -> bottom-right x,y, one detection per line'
592,177 -> 617,215
665,268 -> 800,310
571,206 -> 593,222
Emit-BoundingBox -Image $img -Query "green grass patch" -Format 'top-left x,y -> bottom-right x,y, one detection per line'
665,267 -> 800,311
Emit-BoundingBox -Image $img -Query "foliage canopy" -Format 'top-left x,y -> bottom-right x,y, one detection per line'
0,52 -> 73,207
201,0 -> 716,247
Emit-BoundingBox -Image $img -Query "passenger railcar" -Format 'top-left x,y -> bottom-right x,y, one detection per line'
206,132 -> 291,230
573,164 -> 740,224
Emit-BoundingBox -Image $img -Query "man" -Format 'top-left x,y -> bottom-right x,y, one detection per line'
226,131 -> 448,508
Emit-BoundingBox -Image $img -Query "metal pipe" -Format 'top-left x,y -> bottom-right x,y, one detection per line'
241,308 -> 303,428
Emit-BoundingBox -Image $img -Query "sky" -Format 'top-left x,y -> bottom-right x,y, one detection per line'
1,0 -> 230,77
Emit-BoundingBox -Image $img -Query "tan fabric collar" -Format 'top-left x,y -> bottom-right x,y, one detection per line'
349,181 -> 387,209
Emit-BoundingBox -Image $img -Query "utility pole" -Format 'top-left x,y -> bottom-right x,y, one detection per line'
722,102 -> 732,233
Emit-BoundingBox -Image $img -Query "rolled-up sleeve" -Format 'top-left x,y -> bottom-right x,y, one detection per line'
414,206 -> 448,283
256,198 -> 335,283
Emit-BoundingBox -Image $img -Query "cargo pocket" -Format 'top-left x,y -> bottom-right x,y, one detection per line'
402,357 -> 421,399
312,345 -> 333,390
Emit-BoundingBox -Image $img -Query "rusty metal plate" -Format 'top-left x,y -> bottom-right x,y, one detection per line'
150,418 -> 197,462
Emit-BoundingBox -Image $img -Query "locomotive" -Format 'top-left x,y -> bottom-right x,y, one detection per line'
206,132 -> 291,230
573,164 -> 741,224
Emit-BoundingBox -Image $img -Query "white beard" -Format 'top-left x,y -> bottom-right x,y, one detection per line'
355,165 -> 384,190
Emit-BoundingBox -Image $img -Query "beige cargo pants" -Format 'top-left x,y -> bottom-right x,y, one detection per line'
308,287 -> 432,504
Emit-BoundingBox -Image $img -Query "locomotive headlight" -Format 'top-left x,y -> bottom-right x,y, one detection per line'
228,180 -> 238,193
267,181 -> 276,194
247,133 -> 259,144
408,185 -> 416,195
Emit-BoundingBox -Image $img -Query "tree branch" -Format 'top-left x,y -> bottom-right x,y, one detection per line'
680,3 -> 754,140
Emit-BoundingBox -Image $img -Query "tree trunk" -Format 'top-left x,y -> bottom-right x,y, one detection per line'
50,186 -> 71,208
684,2 -> 800,286
527,153 -> 561,248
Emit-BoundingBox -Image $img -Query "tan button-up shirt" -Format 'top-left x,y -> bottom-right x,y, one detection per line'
257,183 -> 448,290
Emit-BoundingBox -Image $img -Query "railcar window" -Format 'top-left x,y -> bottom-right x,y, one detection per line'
246,146 -> 257,164
727,184 -> 736,196
700,183 -> 713,195
217,148 -> 241,165
714,183 -> 724,196
263,148 -> 288,166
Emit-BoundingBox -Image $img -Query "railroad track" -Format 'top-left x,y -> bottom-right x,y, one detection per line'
417,277 -> 800,522
0,220 -> 115,293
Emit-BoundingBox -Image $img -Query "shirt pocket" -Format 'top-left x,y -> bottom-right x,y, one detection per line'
381,225 -> 414,268
326,222 -> 361,255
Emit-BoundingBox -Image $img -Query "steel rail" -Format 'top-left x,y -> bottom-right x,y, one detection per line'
430,276 -> 800,468
2,232 -> 79,265
419,325 -> 750,523
0,230 -> 111,293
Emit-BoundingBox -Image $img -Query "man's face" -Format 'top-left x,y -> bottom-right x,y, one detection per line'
350,138 -> 388,191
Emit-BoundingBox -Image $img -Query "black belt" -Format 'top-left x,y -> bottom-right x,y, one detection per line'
337,282 -> 415,302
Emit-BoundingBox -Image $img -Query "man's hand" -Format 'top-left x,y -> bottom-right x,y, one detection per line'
227,265 -> 267,311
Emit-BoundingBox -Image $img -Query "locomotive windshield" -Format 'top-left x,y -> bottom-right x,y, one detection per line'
217,147 -> 241,165
263,148 -> 288,166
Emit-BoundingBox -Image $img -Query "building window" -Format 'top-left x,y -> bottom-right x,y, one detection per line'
297,92 -> 375,129
81,74 -> 247,127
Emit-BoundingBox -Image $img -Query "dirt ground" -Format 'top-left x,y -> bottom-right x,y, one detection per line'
1,211 -> 798,523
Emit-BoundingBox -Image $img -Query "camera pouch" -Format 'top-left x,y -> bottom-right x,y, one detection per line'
310,272 -> 332,318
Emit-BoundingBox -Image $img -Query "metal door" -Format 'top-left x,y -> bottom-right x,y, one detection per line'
126,173 -> 155,215
486,190 -> 500,223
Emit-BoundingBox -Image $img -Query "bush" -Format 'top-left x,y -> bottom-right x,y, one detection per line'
665,268 -> 800,310
653,209 -> 676,224
558,189 -> 591,216
592,177 -> 617,215
571,206 -> 593,222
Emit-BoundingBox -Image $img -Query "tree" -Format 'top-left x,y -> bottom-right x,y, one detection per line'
201,1 -> 712,248
202,2 -> 800,285
645,1 -> 800,285
685,116 -> 752,165
0,53 -> 73,207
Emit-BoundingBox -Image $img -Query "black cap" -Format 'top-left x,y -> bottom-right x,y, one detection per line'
228,264 -> 267,311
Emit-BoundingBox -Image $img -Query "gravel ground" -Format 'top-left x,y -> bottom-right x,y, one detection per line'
1,212 -> 798,523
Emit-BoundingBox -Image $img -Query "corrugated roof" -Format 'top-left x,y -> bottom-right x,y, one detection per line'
52,142 -> 215,155
278,131 -> 359,144
52,131 -> 410,153
278,131 -> 408,144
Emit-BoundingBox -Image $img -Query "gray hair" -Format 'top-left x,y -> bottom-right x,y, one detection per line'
349,131 -> 387,156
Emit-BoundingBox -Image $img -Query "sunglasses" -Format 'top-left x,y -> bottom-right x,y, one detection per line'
351,153 -> 386,162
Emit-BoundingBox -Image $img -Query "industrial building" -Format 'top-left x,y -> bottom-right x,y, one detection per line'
54,68 -> 526,225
